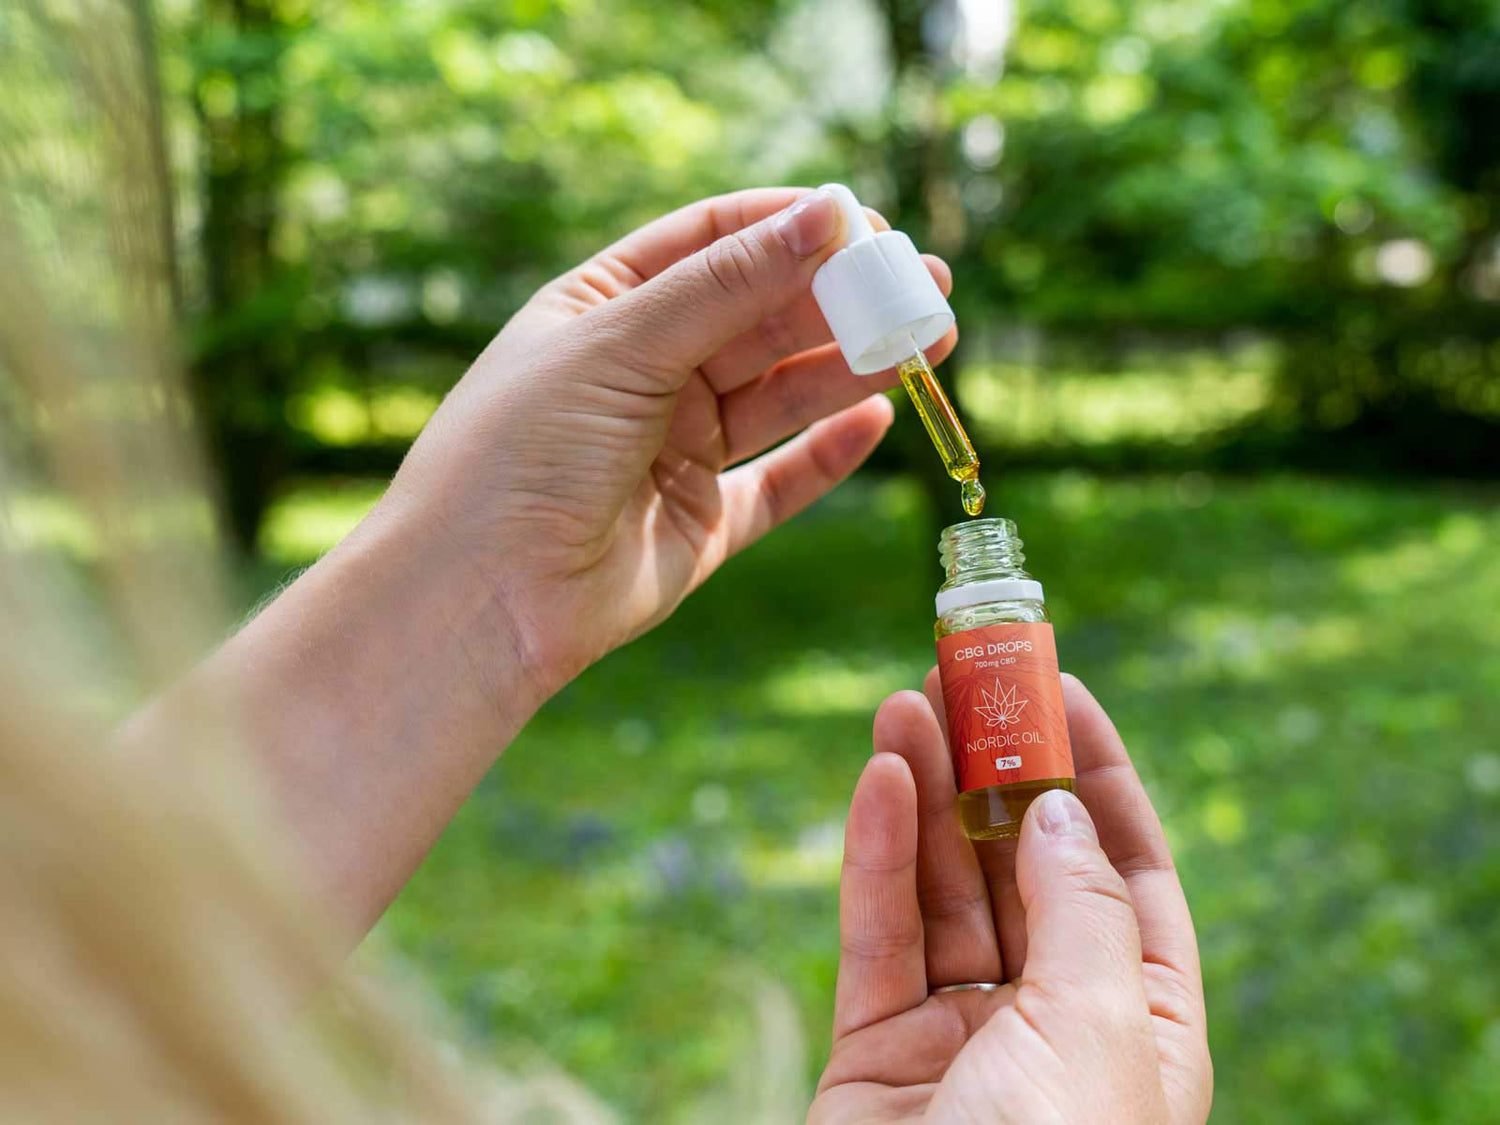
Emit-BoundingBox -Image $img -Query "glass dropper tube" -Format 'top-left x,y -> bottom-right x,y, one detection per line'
895,334 -> 986,516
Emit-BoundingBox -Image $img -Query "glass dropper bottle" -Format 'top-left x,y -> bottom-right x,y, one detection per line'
810,184 -> 985,516
933,518 -> 1075,839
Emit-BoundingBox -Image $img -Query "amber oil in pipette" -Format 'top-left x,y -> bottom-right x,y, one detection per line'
895,339 -> 986,516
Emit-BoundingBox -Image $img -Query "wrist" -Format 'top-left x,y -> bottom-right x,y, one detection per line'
147,491 -> 568,935
340,496 -> 564,727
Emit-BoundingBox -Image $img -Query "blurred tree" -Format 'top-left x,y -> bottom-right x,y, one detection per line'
1266,0 -> 1500,472
190,0 -> 297,547
934,0 -> 1499,472
872,0 -> 971,522
160,0 -> 1500,549
172,0 -> 802,550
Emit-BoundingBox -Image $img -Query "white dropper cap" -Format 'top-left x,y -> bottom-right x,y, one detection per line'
810,183 -> 955,375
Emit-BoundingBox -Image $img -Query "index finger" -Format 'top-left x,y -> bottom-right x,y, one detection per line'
873,690 -> 1001,988
832,752 -> 927,1040
601,187 -> 892,285
1063,674 -> 1204,1016
602,188 -> 809,282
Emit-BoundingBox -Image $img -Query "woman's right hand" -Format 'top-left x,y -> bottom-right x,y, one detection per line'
168,187 -> 950,937
810,673 -> 1212,1124
384,186 -> 952,693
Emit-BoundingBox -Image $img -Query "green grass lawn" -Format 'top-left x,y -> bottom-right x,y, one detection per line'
261,468 -> 1500,1123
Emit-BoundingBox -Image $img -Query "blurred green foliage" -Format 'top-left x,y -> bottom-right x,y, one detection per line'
12,0 -> 1497,1118
255,469 -> 1500,1122
144,0 -> 1500,545
145,0 -> 1500,1117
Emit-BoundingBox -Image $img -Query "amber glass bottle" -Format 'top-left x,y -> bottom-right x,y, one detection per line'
933,518 -> 1075,840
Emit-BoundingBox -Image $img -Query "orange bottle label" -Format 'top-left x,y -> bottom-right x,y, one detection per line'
936,622 -> 1074,794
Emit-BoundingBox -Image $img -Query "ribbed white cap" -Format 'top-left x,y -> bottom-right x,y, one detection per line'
810,183 -> 955,375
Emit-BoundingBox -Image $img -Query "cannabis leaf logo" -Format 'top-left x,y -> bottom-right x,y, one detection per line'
974,680 -> 1028,728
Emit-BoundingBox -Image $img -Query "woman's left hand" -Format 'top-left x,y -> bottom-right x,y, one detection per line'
811,673 -> 1212,1124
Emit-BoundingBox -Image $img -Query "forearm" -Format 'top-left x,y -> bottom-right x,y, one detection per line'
118,185 -> 908,946
125,498 -> 555,941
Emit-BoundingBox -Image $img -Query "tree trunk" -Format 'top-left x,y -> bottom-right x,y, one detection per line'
192,0 -> 290,553
878,0 -> 969,528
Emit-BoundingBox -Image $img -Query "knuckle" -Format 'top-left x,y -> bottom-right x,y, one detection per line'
804,423 -> 847,486
917,878 -> 990,921
1055,846 -> 1135,912
1011,977 -> 1071,1045
1114,838 -> 1179,881
757,463 -> 791,524
1141,961 -> 1204,1030
1019,975 -> 1145,1049
773,369 -> 813,429
1093,989 -> 1151,1042
839,920 -> 923,963
572,260 -> 627,302
757,308 -> 799,358
702,230 -> 759,298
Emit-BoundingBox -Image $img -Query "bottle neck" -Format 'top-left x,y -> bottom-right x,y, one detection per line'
935,518 -> 1044,618
939,519 -> 1030,585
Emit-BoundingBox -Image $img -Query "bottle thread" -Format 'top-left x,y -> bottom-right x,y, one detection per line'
938,518 -> 1028,587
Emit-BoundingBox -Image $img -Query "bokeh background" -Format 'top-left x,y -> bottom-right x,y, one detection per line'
7,0 -> 1500,1120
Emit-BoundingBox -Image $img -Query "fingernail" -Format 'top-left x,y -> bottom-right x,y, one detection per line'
775,189 -> 840,259
1033,789 -> 1098,844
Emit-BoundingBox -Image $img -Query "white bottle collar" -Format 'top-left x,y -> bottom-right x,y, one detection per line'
935,578 -> 1045,617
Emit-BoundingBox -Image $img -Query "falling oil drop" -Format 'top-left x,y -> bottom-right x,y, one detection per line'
961,477 -> 986,517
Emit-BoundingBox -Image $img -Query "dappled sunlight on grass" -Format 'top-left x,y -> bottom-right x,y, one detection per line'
867,474 -> 926,522
1151,606 -> 1370,685
758,652 -> 924,717
230,468 -> 1499,1121
285,385 -> 440,446
1341,510 -> 1490,596
1197,789 -> 1249,845
257,478 -> 386,563
960,353 -> 1273,448
743,820 -> 844,889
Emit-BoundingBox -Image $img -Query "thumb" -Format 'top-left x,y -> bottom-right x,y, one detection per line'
955,791 -> 1169,1125
1014,789 -> 1150,1018
592,187 -> 844,382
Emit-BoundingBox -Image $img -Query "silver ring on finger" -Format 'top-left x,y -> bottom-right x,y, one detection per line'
930,981 -> 1002,994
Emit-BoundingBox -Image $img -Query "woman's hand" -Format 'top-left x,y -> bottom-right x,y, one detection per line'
385,186 -> 954,693
137,188 -> 952,939
810,673 -> 1212,1124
